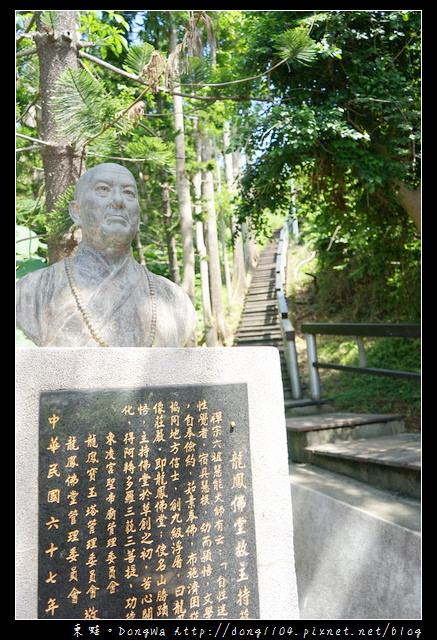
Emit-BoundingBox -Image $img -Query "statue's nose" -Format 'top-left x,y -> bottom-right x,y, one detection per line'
110,186 -> 125,208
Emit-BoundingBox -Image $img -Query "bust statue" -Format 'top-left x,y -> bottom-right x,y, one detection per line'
16,163 -> 197,347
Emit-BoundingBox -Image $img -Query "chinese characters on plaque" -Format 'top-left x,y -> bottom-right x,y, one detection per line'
38,384 -> 259,619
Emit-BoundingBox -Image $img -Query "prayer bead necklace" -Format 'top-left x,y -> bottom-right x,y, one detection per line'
65,257 -> 157,347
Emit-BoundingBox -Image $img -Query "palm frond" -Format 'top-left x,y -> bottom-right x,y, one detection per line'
125,136 -> 173,167
275,28 -> 318,66
51,68 -> 111,143
123,43 -> 155,76
40,10 -> 58,32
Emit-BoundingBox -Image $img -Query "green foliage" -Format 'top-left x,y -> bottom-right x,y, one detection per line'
40,10 -> 58,32
316,335 -> 420,428
233,10 -> 420,324
51,68 -> 119,144
274,27 -> 319,65
16,225 -> 47,279
123,43 -> 155,76
78,11 -> 129,59
124,136 -> 174,167
16,10 -> 421,349
45,186 -> 76,240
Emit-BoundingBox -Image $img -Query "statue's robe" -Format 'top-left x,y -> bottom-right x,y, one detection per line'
16,243 -> 197,348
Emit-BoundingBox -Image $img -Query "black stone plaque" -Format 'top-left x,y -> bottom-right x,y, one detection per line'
38,384 -> 259,620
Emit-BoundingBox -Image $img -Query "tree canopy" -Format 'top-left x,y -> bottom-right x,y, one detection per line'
16,10 -> 421,344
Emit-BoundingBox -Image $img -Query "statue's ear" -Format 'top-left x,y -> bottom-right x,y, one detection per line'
69,201 -> 81,227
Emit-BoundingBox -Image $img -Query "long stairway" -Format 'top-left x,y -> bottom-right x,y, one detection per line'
233,233 -> 282,349
233,230 -> 421,618
233,232 -> 294,402
233,231 -> 421,505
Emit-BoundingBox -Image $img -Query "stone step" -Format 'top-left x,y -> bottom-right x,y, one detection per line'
234,339 -> 282,347
236,325 -> 282,338
286,412 -> 405,461
284,398 -> 334,415
290,462 -> 420,532
303,432 -> 421,499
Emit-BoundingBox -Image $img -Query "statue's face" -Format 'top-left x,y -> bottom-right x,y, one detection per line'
71,164 -> 140,253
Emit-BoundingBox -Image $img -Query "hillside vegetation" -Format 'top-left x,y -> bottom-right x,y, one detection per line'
287,237 -> 421,431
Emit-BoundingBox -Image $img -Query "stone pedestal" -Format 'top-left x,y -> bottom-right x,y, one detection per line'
16,347 -> 299,620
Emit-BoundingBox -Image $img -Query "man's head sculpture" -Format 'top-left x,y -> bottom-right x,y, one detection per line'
16,163 -> 197,348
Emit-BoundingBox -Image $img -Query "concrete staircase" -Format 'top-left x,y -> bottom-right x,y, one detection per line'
233,231 -> 421,617
233,235 -> 283,349
287,412 -> 421,500
234,231 -> 421,502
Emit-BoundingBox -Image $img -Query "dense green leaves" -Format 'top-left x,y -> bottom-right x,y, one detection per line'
52,69 -> 112,144
274,28 -> 319,65
16,10 -> 421,328
123,43 -> 155,76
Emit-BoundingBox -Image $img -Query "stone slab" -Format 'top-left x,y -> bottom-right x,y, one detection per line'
290,464 -> 421,619
286,413 -> 405,433
16,346 -> 299,620
306,433 -> 421,470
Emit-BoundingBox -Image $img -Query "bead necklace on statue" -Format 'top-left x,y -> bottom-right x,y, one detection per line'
65,257 -> 157,347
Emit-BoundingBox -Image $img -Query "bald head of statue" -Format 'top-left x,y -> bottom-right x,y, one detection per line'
69,163 -> 141,256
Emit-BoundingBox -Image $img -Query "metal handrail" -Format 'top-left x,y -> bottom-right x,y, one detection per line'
275,219 -> 302,400
302,322 -> 420,339
302,322 -> 421,400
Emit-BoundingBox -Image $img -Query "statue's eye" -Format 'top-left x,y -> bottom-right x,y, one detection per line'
95,184 -> 110,195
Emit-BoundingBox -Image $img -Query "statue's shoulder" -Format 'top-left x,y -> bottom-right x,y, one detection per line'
147,269 -> 187,302
146,269 -> 197,338
17,260 -> 59,292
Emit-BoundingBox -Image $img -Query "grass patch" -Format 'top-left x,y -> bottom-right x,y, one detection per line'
316,335 -> 421,431
287,243 -> 421,431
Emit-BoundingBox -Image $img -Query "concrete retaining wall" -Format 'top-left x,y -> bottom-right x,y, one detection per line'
291,467 -> 421,619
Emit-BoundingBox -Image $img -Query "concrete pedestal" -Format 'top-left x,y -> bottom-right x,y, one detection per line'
16,347 -> 299,620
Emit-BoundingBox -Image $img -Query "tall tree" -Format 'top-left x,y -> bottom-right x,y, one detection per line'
168,17 -> 196,303
33,10 -> 83,263
202,134 -> 230,345
234,10 -> 421,233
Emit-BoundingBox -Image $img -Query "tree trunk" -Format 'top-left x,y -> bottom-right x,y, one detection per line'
169,21 -> 195,303
193,119 -> 216,346
202,136 -> 229,345
223,122 -> 247,302
34,10 -> 84,263
396,180 -> 421,233
213,135 -> 232,307
161,182 -> 181,284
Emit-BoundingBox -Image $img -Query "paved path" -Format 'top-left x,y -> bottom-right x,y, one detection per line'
233,232 -> 283,349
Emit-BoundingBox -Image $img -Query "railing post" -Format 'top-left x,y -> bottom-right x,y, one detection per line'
356,336 -> 367,368
286,335 -> 302,400
306,333 -> 321,400
281,318 -> 302,400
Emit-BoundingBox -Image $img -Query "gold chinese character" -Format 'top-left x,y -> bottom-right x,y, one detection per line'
122,405 -> 135,416
230,451 -> 246,470
237,585 -> 251,606
44,597 -> 59,616
45,516 -> 60,530
85,434 -> 98,448
68,586 -> 82,604
48,413 -> 60,429
106,431 -> 117,445
45,571 -> 57,583
47,463 -> 60,479
47,436 -> 60,453
45,542 -> 59,558
65,436 -> 79,451
47,489 -> 60,504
